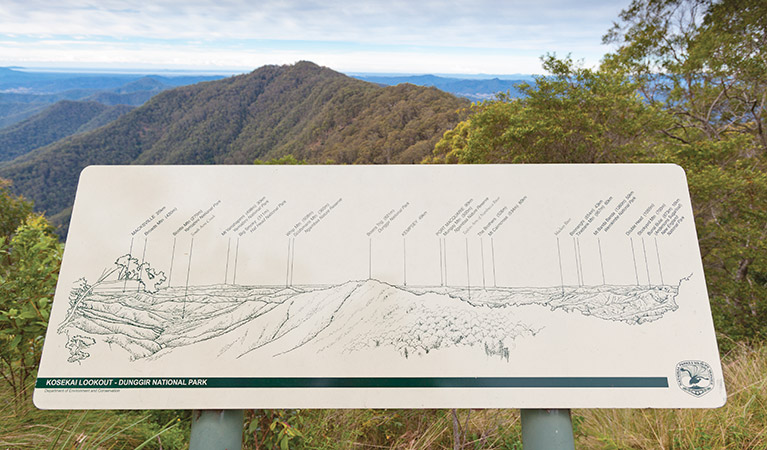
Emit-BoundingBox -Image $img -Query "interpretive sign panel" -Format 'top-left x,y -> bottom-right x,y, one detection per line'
35,164 -> 725,409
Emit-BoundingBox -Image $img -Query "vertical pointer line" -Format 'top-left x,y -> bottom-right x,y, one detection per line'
642,238 -> 651,286
439,238 -> 444,286
465,238 -> 471,300
598,237 -> 606,285
480,239 -> 486,289
289,237 -> 296,286
572,238 -> 581,287
630,238 -> 640,286
141,238 -> 148,264
123,238 -> 134,293
577,237 -> 585,286
369,238 -> 372,280
233,238 -> 240,285
491,237 -> 497,288
168,237 -> 177,287
556,237 -> 565,295
655,237 -> 665,285
575,238 -> 584,286
183,237 -> 194,319
224,237 -> 231,285
403,238 -> 407,286
579,238 -> 586,286
138,238 -> 148,292
285,239 -> 291,288
444,238 -> 449,287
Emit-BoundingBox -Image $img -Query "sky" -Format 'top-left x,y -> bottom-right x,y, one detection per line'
0,0 -> 630,75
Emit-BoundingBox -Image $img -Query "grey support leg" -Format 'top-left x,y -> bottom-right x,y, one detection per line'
190,409 -> 244,450
520,409 -> 575,450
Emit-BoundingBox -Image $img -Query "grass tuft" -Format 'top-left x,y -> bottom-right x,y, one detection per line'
0,381 -> 189,449
576,341 -> 767,450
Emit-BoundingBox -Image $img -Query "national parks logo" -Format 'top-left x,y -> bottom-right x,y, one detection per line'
675,360 -> 714,397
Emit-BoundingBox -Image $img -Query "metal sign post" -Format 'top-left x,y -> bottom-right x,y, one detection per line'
189,410 -> 244,450
521,409 -> 575,449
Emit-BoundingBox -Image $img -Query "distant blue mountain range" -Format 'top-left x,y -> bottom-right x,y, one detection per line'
0,67 -> 226,93
0,67 -> 227,128
350,73 -> 533,101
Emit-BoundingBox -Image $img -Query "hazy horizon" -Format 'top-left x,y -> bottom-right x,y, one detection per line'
2,64 -> 538,80
0,0 -> 629,75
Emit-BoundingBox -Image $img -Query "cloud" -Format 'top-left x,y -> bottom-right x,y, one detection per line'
0,0 -> 628,73
0,37 -> 553,74
1,0 -> 623,46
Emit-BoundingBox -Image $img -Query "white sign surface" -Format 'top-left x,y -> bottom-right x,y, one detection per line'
35,164 -> 726,409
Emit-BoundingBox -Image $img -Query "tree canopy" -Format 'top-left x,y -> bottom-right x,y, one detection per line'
428,55 -> 666,164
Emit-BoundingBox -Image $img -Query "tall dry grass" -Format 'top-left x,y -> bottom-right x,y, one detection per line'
296,409 -> 523,450
576,341 -> 767,449
0,382 -> 186,449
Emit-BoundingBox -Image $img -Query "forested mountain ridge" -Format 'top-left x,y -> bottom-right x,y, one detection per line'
0,100 -> 133,163
0,61 -> 468,233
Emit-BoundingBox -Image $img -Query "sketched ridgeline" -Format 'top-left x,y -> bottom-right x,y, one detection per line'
58,254 -> 684,363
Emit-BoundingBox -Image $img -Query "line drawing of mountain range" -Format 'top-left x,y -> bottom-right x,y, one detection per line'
57,254 -> 684,365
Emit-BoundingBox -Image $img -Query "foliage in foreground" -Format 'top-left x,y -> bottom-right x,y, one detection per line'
0,180 -> 62,403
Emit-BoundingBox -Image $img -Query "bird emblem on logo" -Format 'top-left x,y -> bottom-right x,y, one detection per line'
675,360 -> 714,397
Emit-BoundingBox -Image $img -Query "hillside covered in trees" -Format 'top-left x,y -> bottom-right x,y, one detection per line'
0,62 -> 468,231
0,101 -> 133,163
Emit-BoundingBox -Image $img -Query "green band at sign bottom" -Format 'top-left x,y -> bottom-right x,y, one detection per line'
37,376 -> 669,389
